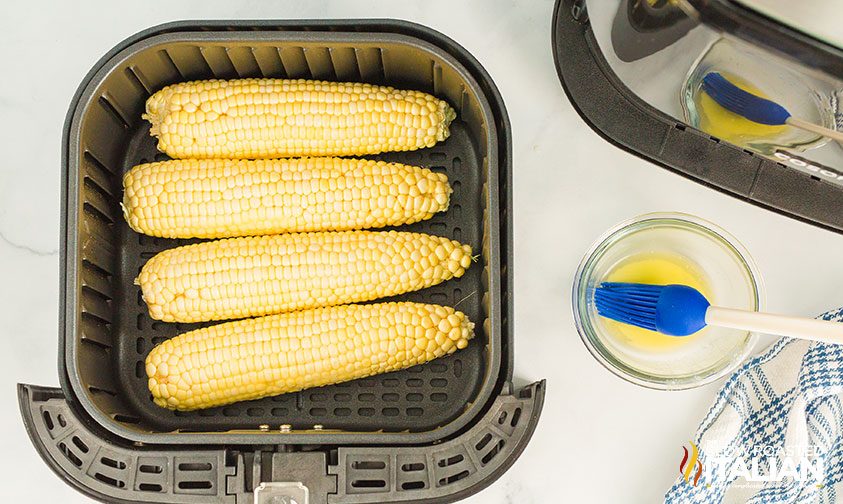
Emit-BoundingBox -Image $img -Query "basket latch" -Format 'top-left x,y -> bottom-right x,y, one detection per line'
251,451 -> 335,504
254,481 -> 309,504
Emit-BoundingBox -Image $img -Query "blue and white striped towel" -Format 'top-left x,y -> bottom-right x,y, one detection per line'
665,307 -> 843,503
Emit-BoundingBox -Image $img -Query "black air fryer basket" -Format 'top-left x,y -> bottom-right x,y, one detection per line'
19,20 -> 544,504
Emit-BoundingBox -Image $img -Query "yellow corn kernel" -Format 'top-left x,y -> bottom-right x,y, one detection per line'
146,302 -> 473,410
137,231 -> 473,323
121,157 -> 451,239
143,78 -> 456,158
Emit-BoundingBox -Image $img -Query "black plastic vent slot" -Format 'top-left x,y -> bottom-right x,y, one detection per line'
352,461 -> 386,470
42,410 -> 54,430
58,442 -> 83,468
94,472 -> 125,488
481,439 -> 505,465
351,479 -> 387,489
178,480 -> 213,490
71,436 -> 89,453
178,462 -> 212,472
510,407 -> 522,427
437,454 -> 464,467
438,470 -> 470,486
475,432 -> 493,450
101,456 -> 127,469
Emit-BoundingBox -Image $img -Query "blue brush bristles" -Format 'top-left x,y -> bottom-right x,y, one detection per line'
701,72 -> 791,126
594,282 -> 711,337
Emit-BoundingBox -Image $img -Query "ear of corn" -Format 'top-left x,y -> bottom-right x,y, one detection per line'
122,157 -> 451,239
137,231 -> 472,323
146,302 -> 474,410
143,78 -> 457,159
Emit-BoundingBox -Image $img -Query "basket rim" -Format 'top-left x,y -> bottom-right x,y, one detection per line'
59,19 -> 513,446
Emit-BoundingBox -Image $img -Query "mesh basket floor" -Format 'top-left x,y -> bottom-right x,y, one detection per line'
113,121 -> 486,433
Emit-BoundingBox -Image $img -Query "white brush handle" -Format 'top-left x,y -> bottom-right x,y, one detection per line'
787,116 -> 843,143
706,306 -> 843,344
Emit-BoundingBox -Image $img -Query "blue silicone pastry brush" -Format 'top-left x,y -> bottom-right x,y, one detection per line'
701,72 -> 843,142
595,282 -> 843,343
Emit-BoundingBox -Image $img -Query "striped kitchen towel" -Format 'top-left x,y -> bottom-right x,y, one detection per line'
665,307 -> 843,503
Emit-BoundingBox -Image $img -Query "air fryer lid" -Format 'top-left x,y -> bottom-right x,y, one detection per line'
553,0 -> 843,234
686,0 -> 843,75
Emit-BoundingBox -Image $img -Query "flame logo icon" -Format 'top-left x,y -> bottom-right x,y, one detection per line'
680,441 -> 703,486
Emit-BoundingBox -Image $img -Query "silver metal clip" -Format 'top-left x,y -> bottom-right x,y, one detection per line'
254,482 -> 309,504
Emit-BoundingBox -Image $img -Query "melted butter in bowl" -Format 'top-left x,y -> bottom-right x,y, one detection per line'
573,213 -> 764,390
696,73 -> 787,145
602,252 -> 711,352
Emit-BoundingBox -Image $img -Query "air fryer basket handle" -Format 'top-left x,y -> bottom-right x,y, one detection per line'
19,381 -> 545,504
19,384 -> 238,504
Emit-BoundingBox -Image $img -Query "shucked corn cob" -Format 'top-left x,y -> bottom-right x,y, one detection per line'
146,302 -> 474,410
122,157 -> 451,239
137,231 -> 472,323
144,78 -> 457,159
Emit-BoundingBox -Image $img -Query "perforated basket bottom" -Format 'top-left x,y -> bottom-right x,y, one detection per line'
112,121 -> 487,433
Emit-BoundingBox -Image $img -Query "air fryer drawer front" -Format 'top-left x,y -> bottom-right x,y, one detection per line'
20,381 -> 544,504
553,0 -> 843,234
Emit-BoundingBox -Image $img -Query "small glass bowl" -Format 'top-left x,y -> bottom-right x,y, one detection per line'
572,213 -> 764,390
682,37 -> 833,155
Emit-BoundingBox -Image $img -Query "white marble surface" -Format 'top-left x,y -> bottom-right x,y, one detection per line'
2,1 -> 843,502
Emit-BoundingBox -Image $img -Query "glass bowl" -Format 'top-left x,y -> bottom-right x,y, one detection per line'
572,213 -> 764,390
682,37 -> 833,155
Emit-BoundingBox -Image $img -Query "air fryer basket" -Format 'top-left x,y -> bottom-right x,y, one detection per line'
63,30 -> 502,444
21,19 -> 544,504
